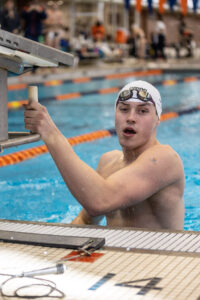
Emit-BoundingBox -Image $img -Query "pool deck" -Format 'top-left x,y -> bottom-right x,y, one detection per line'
2,59 -> 200,299
0,220 -> 200,300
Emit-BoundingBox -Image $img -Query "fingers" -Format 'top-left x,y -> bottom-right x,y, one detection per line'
24,115 -> 39,132
23,101 -> 56,141
25,101 -> 44,110
24,102 -> 47,120
24,103 -> 44,122
24,110 -> 38,118
24,124 -> 38,133
24,102 -> 47,133
24,115 -> 39,125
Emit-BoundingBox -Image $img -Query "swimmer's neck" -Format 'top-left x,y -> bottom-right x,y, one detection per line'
122,139 -> 160,163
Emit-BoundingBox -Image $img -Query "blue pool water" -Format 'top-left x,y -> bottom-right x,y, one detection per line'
1,72 -> 200,231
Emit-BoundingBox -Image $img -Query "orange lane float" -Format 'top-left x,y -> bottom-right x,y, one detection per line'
160,112 -> 178,121
8,83 -> 27,91
162,80 -> 177,86
99,87 -> 120,94
183,77 -> 198,83
73,77 -> 91,83
0,130 -> 112,167
7,100 -> 27,109
56,92 -> 81,101
106,69 -> 162,80
44,80 -> 63,86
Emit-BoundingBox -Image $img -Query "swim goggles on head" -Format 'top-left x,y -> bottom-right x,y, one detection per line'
117,87 -> 155,106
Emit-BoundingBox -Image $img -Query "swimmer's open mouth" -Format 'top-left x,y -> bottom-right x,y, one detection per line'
123,127 -> 136,135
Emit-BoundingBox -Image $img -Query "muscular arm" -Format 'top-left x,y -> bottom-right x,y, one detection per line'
24,102 -> 184,216
71,155 -> 106,225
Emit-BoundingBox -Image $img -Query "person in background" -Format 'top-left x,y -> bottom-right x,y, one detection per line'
129,24 -> 146,59
176,15 -> 195,58
24,80 -> 185,230
21,1 -> 47,42
115,27 -> 129,44
43,2 -> 65,49
153,13 -> 167,59
0,0 -> 20,34
91,20 -> 105,42
178,15 -> 186,47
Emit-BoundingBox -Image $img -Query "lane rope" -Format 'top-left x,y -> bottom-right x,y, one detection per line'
8,69 -> 162,91
1,106 -> 200,167
7,75 -> 200,110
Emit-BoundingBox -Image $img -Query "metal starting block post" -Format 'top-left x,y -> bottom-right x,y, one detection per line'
0,29 -> 74,150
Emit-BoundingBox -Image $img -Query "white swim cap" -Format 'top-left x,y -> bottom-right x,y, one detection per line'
116,80 -> 162,119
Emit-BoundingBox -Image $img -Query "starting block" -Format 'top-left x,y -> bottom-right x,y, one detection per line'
0,29 -> 74,150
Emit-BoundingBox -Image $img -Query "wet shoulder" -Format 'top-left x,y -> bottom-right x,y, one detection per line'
97,150 -> 122,175
140,144 -> 183,165
139,144 -> 184,182
98,150 -> 122,167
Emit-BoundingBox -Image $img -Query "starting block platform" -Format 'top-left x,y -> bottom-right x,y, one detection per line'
0,220 -> 199,299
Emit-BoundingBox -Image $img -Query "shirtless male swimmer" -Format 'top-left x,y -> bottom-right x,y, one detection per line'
24,80 -> 185,230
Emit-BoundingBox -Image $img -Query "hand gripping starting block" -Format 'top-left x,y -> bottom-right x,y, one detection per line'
0,29 -> 74,150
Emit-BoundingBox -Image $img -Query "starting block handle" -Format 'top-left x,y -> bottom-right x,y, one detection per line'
0,84 -> 41,150
28,86 -> 39,135
28,86 -> 38,103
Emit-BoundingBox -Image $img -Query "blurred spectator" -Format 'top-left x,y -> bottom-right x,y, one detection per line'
150,31 -> 158,58
94,39 -> 123,60
178,15 -> 186,46
156,14 -> 166,59
59,27 -> 71,52
91,20 -> 105,42
184,32 -> 196,58
129,24 -> 146,58
72,32 -> 98,62
115,27 -> 129,44
21,1 -> 47,42
175,16 -> 195,58
127,34 -> 136,57
76,43 -> 99,62
1,0 -> 20,34
151,14 -> 166,59
44,3 -> 66,49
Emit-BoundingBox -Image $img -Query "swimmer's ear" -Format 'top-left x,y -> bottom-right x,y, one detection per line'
154,116 -> 160,128
156,119 -> 161,127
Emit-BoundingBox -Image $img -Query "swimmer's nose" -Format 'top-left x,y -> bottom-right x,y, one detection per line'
126,109 -> 137,123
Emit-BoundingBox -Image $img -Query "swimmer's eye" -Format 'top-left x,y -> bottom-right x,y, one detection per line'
138,107 -> 149,114
141,109 -> 148,113
119,106 -> 128,112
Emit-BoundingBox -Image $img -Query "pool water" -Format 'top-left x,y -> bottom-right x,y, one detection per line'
1,72 -> 200,231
